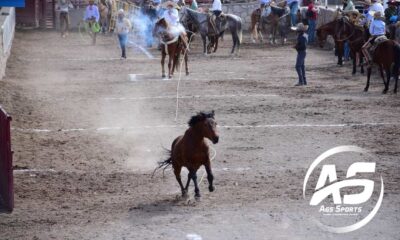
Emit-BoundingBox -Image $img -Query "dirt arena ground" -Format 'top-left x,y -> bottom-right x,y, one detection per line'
0,30 -> 399,239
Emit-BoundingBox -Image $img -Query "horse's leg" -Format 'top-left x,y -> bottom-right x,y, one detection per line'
379,65 -> 386,86
394,68 -> 399,94
337,41 -> 343,66
213,36 -> 219,53
161,51 -> 166,78
174,166 -> 186,196
189,170 -> 200,198
364,67 -> 372,92
168,54 -> 173,78
360,55 -> 365,74
202,34 -> 207,55
204,162 -> 215,192
383,68 -> 390,94
352,51 -> 357,75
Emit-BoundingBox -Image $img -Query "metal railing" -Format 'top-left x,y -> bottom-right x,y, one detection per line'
0,106 -> 13,212
1,7 -> 15,55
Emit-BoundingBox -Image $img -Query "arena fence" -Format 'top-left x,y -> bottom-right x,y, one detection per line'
0,106 -> 13,212
1,7 -> 15,55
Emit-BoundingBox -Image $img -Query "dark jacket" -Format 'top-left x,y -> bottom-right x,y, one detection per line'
295,32 -> 307,52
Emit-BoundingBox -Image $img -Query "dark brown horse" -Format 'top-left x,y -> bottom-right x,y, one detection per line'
154,111 -> 219,199
335,17 -> 366,74
316,19 -> 346,66
365,40 -> 400,94
153,18 -> 189,78
249,4 -> 291,45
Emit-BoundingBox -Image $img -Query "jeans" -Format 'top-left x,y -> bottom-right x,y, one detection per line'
344,41 -> 350,60
296,50 -> 307,85
118,33 -> 128,58
308,19 -> 316,44
289,2 -> 299,26
60,12 -> 69,36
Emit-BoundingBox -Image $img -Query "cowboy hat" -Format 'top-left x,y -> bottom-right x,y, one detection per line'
388,0 -> 396,4
373,11 -> 383,18
291,23 -> 309,32
362,0 -> 372,5
162,1 -> 178,8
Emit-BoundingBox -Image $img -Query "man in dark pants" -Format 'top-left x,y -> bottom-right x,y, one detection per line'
293,23 -> 308,86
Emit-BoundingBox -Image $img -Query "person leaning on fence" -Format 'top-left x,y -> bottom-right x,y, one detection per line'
116,9 -> 131,59
84,0 -> 100,45
286,0 -> 299,27
293,23 -> 308,86
361,11 -> 386,66
57,0 -> 74,38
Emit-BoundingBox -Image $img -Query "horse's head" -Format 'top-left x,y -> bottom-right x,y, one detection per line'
188,111 -> 219,144
153,18 -> 170,39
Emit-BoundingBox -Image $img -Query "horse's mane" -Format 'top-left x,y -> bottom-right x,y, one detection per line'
188,111 -> 215,127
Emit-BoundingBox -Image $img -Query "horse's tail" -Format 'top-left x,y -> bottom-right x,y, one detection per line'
237,18 -> 243,44
152,149 -> 172,178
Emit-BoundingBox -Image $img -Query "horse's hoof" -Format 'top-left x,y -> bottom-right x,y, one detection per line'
162,74 -> 166,78
382,89 -> 388,94
209,185 -> 215,192
182,191 -> 189,199
194,194 -> 201,201
364,88 -> 368,92
186,72 -> 189,76
394,90 -> 397,94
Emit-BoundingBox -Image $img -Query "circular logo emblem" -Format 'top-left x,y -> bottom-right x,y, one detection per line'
303,146 -> 384,233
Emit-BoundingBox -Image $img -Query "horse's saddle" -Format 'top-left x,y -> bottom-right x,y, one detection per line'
371,35 -> 388,53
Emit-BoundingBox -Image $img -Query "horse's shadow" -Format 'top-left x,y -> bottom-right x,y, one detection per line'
127,196 -> 198,223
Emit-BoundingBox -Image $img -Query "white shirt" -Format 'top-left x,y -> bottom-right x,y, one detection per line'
260,0 -> 270,4
212,0 -> 222,11
116,17 -> 131,34
163,8 -> 179,26
369,19 -> 385,36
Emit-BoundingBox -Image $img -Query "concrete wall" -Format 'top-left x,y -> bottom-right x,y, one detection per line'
221,2 -> 259,30
0,7 -> 16,80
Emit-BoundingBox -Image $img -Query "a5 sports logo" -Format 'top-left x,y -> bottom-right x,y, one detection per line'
303,146 -> 384,233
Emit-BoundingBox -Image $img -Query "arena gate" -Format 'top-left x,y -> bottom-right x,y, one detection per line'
0,106 -> 13,212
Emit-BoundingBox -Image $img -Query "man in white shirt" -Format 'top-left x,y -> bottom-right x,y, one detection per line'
366,0 -> 385,24
161,1 -> 188,48
116,9 -> 131,59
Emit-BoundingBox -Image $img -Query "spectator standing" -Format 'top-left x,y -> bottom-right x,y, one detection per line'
57,0 -> 73,38
84,0 -> 100,45
293,23 -> 308,86
116,9 -> 131,59
306,0 -> 317,45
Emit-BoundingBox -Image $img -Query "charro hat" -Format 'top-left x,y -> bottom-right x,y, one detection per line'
163,1 -> 178,8
294,22 -> 309,32
373,11 -> 382,18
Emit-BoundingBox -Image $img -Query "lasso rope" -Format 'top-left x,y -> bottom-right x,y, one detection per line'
174,30 -> 196,122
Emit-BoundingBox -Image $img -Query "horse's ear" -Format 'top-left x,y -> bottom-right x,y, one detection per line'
210,110 -> 215,118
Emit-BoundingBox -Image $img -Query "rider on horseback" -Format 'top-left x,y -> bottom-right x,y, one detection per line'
362,11 -> 386,66
162,1 -> 189,49
210,0 -> 223,34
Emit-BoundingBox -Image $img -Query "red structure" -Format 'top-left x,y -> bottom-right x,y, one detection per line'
0,106 -> 13,212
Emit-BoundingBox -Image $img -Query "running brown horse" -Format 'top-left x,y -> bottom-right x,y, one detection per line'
154,111 -> 219,199
153,18 -> 189,79
365,40 -> 400,94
